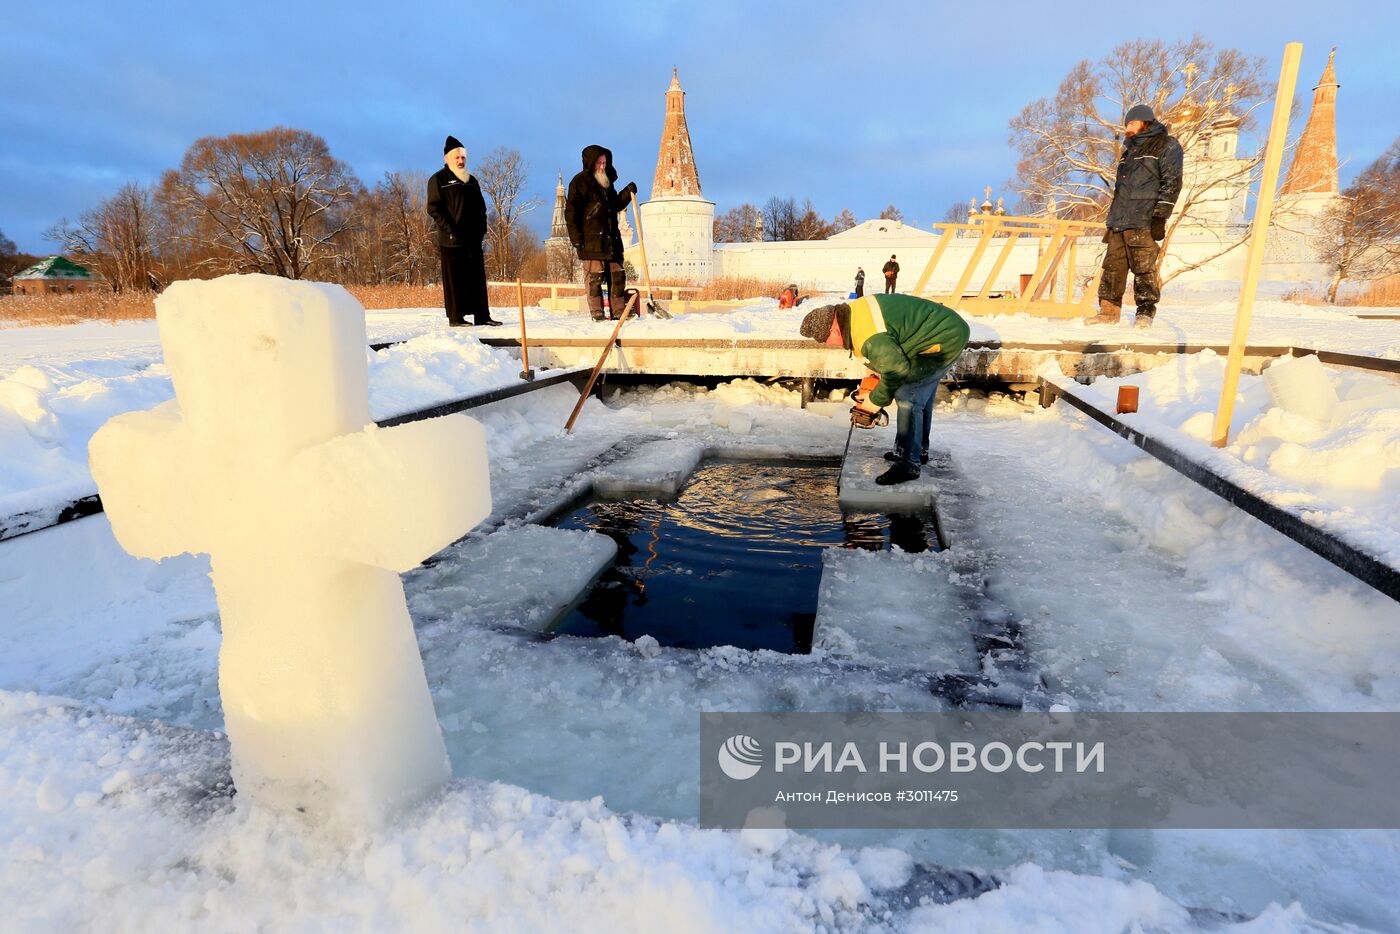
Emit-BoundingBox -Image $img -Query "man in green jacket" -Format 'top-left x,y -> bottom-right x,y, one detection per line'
800,294 -> 970,485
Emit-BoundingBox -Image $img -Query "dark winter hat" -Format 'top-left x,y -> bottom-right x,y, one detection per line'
800,304 -> 846,342
1124,104 -> 1155,124
444,135 -> 464,154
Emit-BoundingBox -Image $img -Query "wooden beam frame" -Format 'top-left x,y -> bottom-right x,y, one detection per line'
917,213 -> 1104,317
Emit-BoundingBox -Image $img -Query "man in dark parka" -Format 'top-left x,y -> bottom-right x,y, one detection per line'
427,135 -> 500,327
1088,104 -> 1184,329
881,255 -> 900,294
565,145 -> 638,321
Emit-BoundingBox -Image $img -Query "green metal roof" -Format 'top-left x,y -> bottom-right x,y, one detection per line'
14,256 -> 96,280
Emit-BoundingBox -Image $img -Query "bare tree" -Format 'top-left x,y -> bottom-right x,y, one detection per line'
48,182 -> 158,291
761,196 -> 798,241
0,228 -> 38,294
1314,138 -> 1400,302
878,204 -> 904,222
792,199 -> 833,240
714,203 -> 761,242
351,171 -> 436,285
162,127 -> 358,279
1008,35 -> 1288,284
830,207 -> 857,233
476,148 -> 541,280
941,201 -> 970,223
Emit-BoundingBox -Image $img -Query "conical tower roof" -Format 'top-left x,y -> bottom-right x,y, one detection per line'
549,172 -> 567,238
1281,48 -> 1340,195
651,68 -> 702,199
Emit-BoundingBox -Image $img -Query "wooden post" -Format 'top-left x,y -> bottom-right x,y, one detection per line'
565,292 -> 639,433
1018,231 -> 1068,310
1212,42 -> 1303,448
1065,238 -> 1077,304
948,220 -> 998,309
517,279 -> 532,380
977,231 -> 1021,299
1080,267 -> 1105,313
912,226 -> 957,296
630,201 -> 657,314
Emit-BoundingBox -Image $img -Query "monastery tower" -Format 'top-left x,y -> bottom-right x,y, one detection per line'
638,69 -> 714,282
544,173 -> 577,282
1277,49 -> 1344,236
1282,49 -> 1341,197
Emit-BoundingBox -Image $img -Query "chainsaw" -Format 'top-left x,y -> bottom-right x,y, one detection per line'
838,374 -> 887,494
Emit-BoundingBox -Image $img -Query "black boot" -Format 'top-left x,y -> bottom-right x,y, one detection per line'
885,451 -> 930,465
875,462 -> 921,486
474,317 -> 504,327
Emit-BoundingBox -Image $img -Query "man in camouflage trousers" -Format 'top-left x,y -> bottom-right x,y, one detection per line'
1088,103 -> 1184,330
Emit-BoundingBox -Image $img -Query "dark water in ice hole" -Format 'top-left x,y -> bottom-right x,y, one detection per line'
551,461 -> 940,654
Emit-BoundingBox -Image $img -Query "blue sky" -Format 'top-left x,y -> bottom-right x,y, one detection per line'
2,0 -> 1395,253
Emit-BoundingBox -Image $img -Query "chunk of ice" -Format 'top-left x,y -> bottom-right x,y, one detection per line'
1263,354 -> 1338,424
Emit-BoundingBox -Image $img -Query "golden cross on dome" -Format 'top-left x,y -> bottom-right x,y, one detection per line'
1181,61 -> 1199,84
984,185 -> 993,200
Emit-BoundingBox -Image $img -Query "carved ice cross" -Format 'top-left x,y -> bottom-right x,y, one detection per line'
90,275 -> 491,825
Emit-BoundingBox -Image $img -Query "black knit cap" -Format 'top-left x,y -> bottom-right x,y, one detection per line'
1124,104 -> 1154,124
444,135 -> 464,154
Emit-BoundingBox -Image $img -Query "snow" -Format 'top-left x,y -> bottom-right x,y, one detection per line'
4,284 -> 1400,928
8,688 -> 1296,932
0,317 -> 546,524
1047,349 -> 1400,566
6,288 -> 1399,526
89,275 -> 494,827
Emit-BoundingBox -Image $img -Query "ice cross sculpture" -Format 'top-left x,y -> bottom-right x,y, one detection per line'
89,274 -> 491,826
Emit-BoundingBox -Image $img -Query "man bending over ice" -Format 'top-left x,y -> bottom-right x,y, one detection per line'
800,295 -> 970,486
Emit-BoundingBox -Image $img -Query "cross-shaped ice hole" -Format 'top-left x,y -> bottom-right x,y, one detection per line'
89,274 -> 492,827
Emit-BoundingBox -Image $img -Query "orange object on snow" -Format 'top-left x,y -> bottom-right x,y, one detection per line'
1116,385 -> 1140,414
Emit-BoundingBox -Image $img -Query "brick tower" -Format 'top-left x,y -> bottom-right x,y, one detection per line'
652,68 -> 703,198
639,69 -> 714,282
1282,49 -> 1340,196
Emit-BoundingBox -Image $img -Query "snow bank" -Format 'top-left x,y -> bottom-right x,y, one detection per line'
0,322 -> 541,521
1059,350 -> 1400,564
0,691 -> 1323,933
0,360 -> 173,517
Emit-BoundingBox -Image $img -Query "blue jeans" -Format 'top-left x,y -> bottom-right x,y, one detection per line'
892,366 -> 949,469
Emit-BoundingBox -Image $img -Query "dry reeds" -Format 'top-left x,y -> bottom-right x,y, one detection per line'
0,291 -> 156,327
693,275 -> 801,300
1351,275 -> 1400,307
